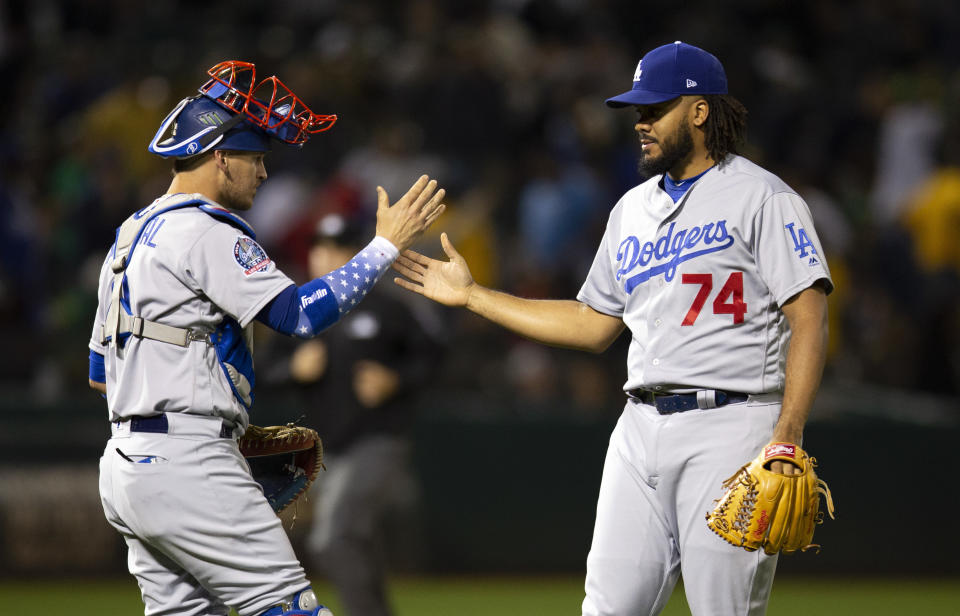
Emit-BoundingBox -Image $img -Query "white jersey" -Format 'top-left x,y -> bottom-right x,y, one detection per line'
88,195 -> 293,428
578,155 -> 832,394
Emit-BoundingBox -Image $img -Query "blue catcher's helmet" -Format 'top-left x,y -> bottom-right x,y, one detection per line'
149,60 -> 337,159
148,95 -> 271,159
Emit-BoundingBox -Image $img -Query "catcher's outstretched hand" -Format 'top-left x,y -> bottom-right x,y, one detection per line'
375,175 -> 447,252
393,232 -> 474,307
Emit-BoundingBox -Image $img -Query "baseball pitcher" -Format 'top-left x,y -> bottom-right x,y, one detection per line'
394,42 -> 834,616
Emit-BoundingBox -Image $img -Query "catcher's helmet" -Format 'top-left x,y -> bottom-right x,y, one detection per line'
149,95 -> 269,159
149,60 -> 337,159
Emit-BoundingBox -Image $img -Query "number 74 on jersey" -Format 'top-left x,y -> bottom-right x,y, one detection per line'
681,271 -> 746,326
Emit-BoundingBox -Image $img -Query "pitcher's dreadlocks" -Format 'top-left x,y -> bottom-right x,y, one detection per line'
702,94 -> 748,165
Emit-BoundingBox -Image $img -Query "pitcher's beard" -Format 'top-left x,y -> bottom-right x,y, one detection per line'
638,121 -> 694,180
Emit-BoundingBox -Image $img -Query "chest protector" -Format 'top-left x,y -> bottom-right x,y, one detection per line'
99,193 -> 258,409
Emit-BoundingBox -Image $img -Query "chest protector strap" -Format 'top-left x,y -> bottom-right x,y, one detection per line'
100,193 -> 259,408
100,193 -> 255,347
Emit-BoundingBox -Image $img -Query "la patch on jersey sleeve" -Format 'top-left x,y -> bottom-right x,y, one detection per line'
755,192 -> 833,304
783,222 -> 821,267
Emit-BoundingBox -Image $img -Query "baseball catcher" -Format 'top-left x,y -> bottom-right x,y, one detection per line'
89,57 -> 445,616
706,442 -> 835,555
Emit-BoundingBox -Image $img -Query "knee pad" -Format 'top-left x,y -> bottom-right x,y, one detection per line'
258,587 -> 334,616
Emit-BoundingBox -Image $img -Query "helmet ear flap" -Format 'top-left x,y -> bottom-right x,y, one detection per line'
149,96 -> 220,158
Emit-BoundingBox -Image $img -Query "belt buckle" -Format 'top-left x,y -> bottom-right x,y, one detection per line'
187,330 -> 209,343
629,389 -> 667,409
629,389 -> 654,405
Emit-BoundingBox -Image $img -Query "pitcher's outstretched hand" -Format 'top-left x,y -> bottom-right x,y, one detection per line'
393,232 -> 474,307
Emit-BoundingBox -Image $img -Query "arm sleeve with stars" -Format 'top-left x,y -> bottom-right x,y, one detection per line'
256,236 -> 399,338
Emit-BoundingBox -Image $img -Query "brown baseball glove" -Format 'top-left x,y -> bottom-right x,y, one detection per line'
706,442 -> 835,555
238,423 -> 325,514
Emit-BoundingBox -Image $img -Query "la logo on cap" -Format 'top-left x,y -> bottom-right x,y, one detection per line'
606,41 -> 729,108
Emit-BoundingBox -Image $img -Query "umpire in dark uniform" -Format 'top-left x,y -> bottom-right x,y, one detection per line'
293,212 -> 445,616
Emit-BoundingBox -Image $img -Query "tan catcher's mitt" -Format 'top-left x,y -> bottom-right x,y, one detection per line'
706,442 -> 835,555
239,424 -> 325,514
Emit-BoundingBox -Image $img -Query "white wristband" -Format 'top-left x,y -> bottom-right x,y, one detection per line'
370,235 -> 400,259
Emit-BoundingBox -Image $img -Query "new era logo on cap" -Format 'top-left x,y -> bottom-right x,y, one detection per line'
606,41 -> 728,107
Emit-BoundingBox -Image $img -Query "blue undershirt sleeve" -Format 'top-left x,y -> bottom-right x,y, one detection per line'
255,236 -> 399,338
256,280 -> 339,337
89,349 -> 106,383
256,284 -> 299,332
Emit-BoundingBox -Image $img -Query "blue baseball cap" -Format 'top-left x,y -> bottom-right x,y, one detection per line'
605,41 -> 727,108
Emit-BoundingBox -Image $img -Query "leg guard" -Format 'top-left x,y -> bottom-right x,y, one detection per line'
258,587 -> 334,616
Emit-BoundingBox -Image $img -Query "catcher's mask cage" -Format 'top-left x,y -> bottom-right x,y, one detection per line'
202,60 -> 337,145
148,60 -> 337,159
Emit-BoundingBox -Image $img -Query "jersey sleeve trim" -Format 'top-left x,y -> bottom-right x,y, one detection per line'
89,337 -> 107,355
237,278 -> 298,327
774,275 -> 833,308
575,292 -> 625,318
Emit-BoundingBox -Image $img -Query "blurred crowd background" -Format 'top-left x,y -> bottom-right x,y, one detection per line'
3,0 -> 960,428
1,0 -> 959,583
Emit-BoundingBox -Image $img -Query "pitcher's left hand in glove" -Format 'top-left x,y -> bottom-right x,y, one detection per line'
239,424 -> 325,514
706,442 -> 835,555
